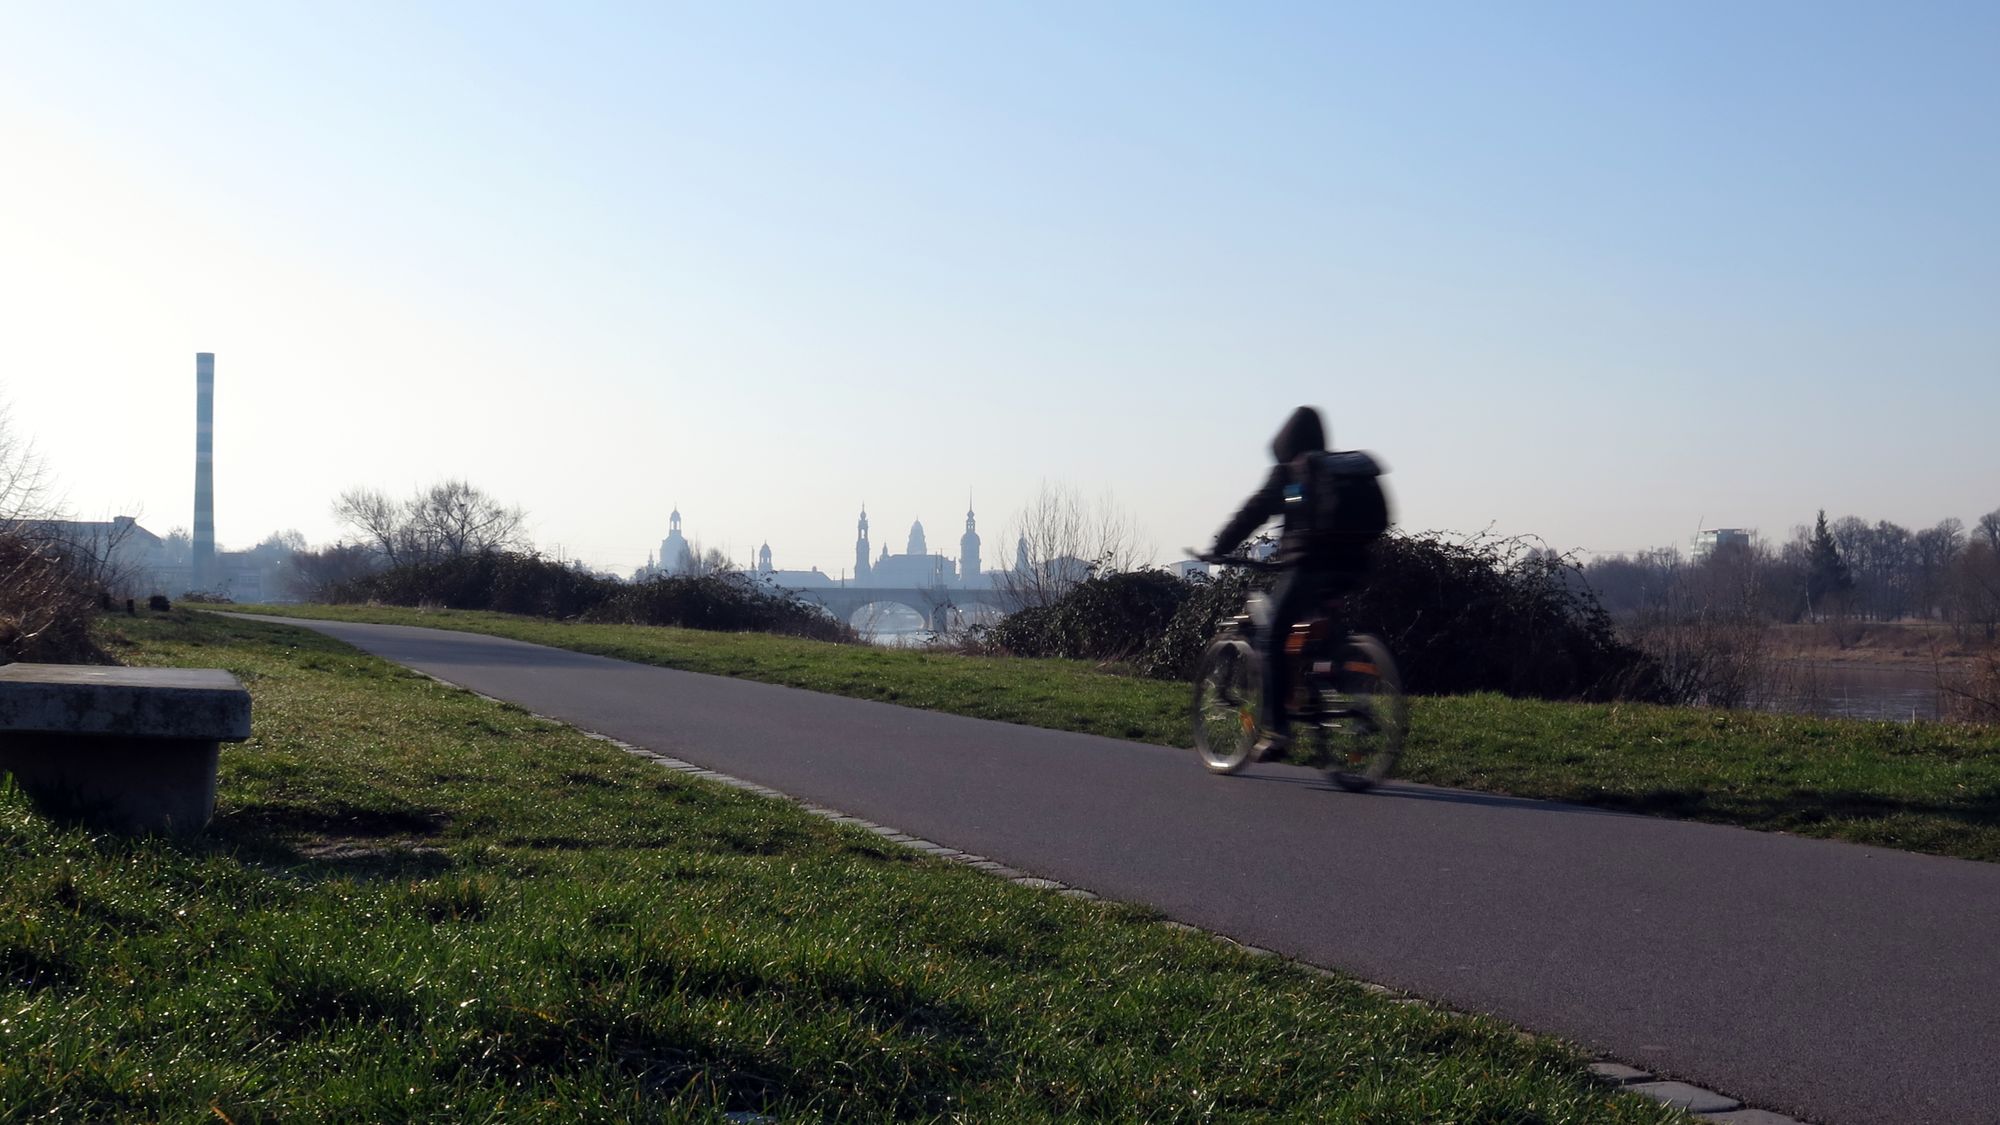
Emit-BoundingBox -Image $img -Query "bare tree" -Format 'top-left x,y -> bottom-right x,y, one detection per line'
408,479 -> 528,560
334,486 -> 408,563
334,480 -> 528,566
0,404 -> 103,662
677,540 -> 738,578
0,400 -> 56,526
159,526 -> 193,568
1978,509 -> 2000,552
1912,519 -> 1965,620
1944,541 -> 2000,644
993,481 -> 1150,609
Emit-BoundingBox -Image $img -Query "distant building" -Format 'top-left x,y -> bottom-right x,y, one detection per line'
842,506 -> 992,588
959,508 -> 981,581
754,541 -> 834,587
870,517 -> 956,586
1172,558 -> 1211,580
659,508 -> 692,572
635,508 -> 695,579
1692,528 -> 1753,561
664,498 -> 999,591
14,515 -> 293,601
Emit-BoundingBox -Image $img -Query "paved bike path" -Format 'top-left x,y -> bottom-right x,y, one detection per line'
250,616 -> 2000,1125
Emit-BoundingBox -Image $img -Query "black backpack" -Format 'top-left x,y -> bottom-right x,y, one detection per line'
1303,451 -> 1390,547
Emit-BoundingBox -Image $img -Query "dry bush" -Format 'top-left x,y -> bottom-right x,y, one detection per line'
0,531 -> 108,665
1937,649 -> 2000,724
1623,617 -> 1775,709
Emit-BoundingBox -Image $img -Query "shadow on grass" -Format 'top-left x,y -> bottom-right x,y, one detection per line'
1233,769 -> 2000,860
212,800 -> 450,840
203,801 -> 457,878
1586,784 -> 2000,836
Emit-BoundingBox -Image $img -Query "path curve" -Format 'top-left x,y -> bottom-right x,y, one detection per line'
245,615 -> 2000,1125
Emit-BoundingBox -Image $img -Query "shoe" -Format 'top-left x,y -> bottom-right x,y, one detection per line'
1253,731 -> 1291,762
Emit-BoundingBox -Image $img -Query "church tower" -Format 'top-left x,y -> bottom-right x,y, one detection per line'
659,507 -> 692,575
959,506 -> 981,586
758,542 -> 772,574
908,519 -> 927,557
854,506 -> 872,583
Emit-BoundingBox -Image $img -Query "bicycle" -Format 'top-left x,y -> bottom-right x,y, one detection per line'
1188,554 -> 1408,791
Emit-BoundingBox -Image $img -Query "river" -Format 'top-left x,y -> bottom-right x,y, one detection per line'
1759,661 -> 1947,723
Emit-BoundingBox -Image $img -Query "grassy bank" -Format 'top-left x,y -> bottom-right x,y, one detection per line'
0,610 -> 1680,1122
231,604 -> 2000,862
1766,620 -> 1995,667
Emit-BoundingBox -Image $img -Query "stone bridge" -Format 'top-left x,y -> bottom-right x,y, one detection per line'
773,584 -> 1015,632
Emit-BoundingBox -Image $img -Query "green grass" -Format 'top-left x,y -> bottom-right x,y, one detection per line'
0,610 -> 1684,1122
231,604 -> 2000,862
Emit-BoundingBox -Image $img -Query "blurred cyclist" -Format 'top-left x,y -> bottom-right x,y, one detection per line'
1206,406 -> 1389,759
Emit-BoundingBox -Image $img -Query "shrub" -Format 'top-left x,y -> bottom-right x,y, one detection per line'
988,534 -> 1663,702
1346,534 -> 1660,701
591,574 -> 854,643
0,531 -> 109,665
335,553 -> 607,619
329,552 -> 854,644
986,570 -> 1191,665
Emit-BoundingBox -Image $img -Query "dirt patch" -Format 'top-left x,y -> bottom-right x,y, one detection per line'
291,838 -> 453,878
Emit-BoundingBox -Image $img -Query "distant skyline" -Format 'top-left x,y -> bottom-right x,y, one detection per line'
5,2 -> 1996,577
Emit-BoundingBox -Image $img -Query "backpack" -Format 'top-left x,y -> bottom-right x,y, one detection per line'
1302,451 -> 1390,547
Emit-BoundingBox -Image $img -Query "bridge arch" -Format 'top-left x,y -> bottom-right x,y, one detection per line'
845,599 -> 931,633
775,585 -> 1019,636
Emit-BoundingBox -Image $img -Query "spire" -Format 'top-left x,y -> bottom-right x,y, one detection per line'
960,497 -> 982,585
854,503 -> 873,582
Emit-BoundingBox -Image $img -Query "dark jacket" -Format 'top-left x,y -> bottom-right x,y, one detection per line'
1210,407 -> 1326,567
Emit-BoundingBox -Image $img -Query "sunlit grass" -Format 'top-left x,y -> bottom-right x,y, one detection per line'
0,610 -> 1687,1121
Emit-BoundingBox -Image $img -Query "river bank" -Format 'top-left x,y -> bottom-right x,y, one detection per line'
1756,624 -> 1998,723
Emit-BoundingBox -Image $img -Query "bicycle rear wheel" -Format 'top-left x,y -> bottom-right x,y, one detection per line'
1324,635 -> 1407,792
1192,637 -> 1260,774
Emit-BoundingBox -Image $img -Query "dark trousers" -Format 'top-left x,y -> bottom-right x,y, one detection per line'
1261,566 -> 1365,736
1261,570 -> 1324,737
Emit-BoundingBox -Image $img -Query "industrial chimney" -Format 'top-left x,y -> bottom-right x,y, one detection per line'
192,352 -> 215,592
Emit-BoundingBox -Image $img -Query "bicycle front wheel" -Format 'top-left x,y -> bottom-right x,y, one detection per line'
1191,637 -> 1260,774
1325,635 -> 1407,792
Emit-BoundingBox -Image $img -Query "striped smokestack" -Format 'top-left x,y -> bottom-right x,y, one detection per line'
192,352 -> 215,591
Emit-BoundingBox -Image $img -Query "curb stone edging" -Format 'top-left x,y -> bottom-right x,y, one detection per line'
417,673 -> 1813,1125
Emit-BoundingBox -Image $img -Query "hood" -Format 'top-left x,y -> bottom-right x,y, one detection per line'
1271,406 -> 1326,462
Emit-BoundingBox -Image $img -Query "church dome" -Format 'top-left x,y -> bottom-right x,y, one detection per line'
908,520 -> 927,556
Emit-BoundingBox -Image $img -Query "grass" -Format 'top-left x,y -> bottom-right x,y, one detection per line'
0,610 -> 1685,1122
230,604 -> 2000,863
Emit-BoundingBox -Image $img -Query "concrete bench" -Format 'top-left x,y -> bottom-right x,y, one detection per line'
0,664 -> 251,835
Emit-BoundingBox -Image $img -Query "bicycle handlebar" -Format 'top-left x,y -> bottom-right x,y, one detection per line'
1183,548 -> 1282,571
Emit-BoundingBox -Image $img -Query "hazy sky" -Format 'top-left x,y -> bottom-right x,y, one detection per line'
4,1 -> 1996,576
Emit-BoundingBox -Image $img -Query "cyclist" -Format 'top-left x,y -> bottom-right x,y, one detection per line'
1206,405 -> 1387,760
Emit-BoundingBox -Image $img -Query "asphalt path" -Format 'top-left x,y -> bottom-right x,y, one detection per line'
247,616 -> 2000,1125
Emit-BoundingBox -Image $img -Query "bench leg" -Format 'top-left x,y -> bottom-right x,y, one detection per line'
0,734 -> 220,835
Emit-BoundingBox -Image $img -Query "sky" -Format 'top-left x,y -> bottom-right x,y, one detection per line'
3,1 -> 1996,576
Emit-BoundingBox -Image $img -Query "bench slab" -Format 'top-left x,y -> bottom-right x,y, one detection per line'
0,664 -> 252,835
0,664 -> 251,741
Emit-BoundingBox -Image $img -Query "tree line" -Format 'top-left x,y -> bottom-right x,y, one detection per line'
1582,507 -> 2000,641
